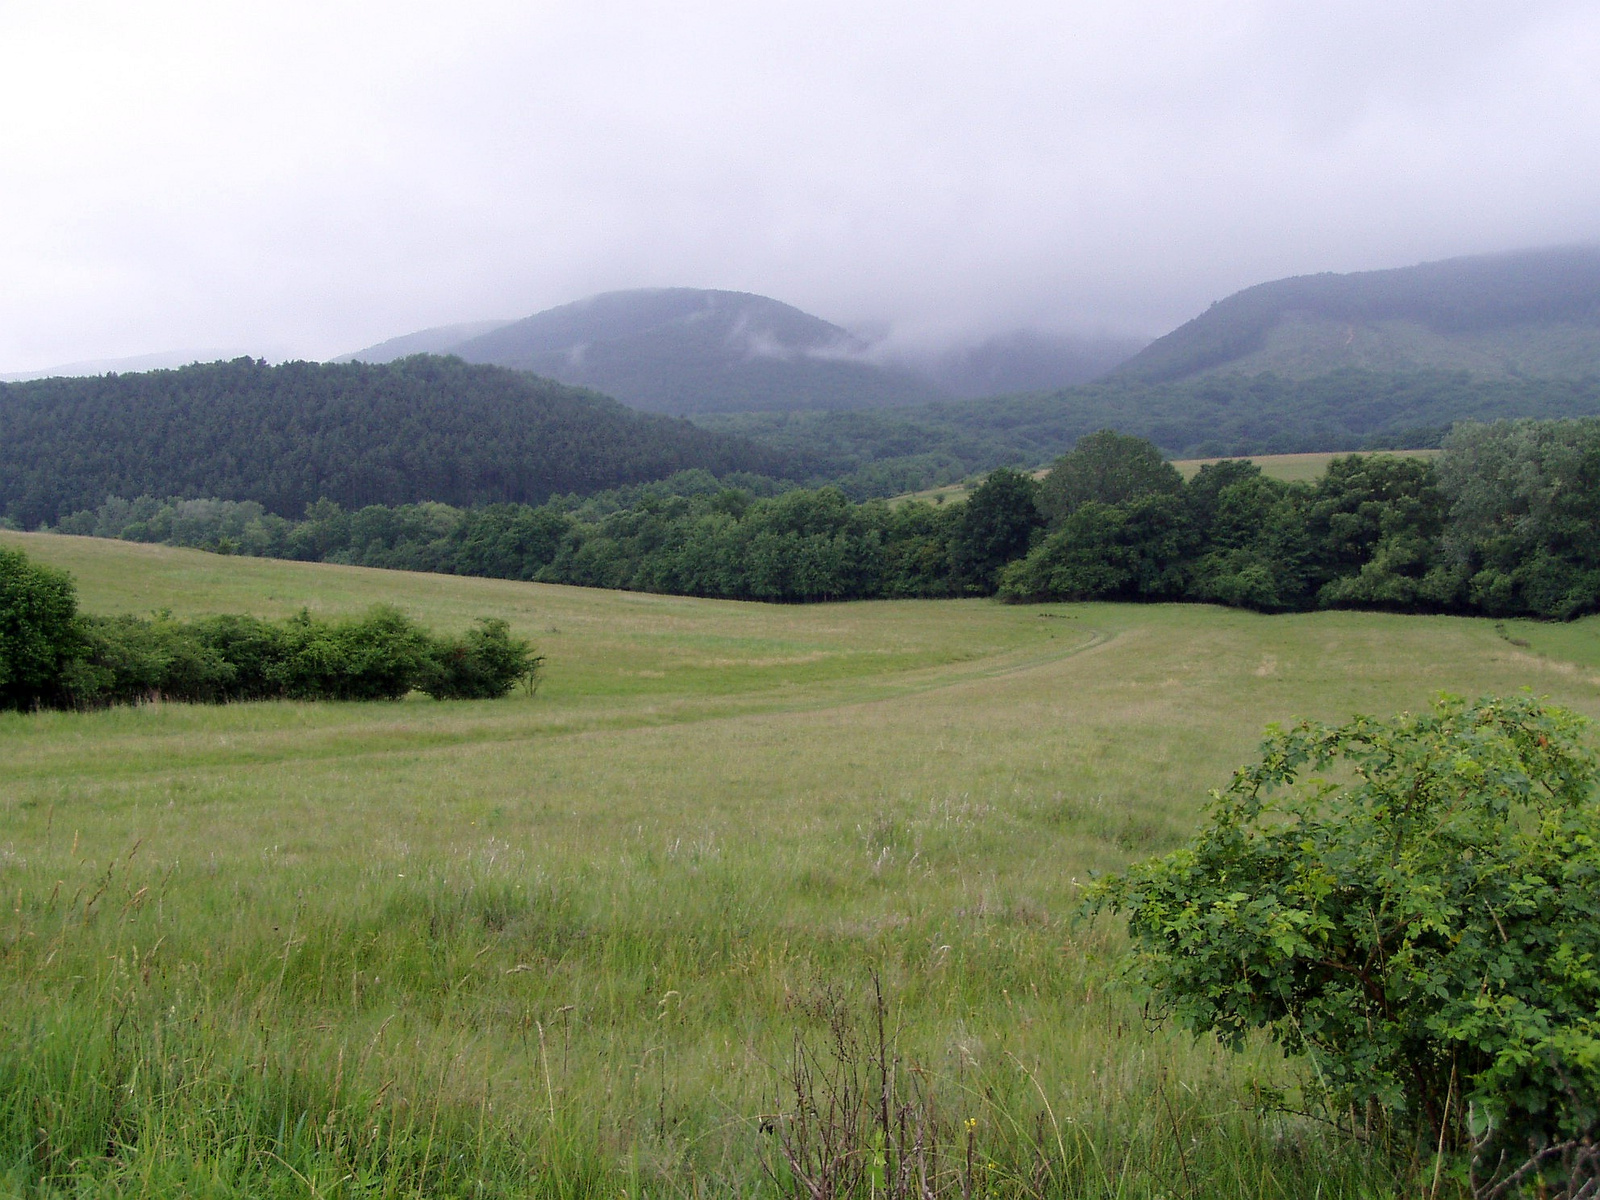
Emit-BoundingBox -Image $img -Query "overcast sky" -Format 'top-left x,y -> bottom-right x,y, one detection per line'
3,1 -> 1599,372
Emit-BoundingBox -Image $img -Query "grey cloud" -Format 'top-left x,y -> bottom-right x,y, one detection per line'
2,1 -> 1597,373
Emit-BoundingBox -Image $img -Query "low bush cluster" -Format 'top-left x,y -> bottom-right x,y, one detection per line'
0,546 -> 81,711
0,547 -> 539,711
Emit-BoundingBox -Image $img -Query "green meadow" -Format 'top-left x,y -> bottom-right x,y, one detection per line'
893,449 -> 1441,504
1167,448 -> 1441,482
3,530 -> 1599,1198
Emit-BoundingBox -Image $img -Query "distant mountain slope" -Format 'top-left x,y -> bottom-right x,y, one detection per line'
0,348 -> 257,382
0,357 -> 792,527
1116,246 -> 1600,384
333,320 -> 511,364
341,289 -> 947,414
448,288 -> 947,413
899,330 -> 1148,397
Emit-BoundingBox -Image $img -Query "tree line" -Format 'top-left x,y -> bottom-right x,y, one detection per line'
8,354 -> 1599,540
41,418 -> 1600,620
1002,419 -> 1600,619
7,355 -> 1598,536
0,547 -> 540,712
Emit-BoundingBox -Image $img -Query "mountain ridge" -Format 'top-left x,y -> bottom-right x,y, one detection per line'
1116,245 -> 1600,384
338,288 -> 1142,411
329,321 -> 511,364
341,288 -> 947,414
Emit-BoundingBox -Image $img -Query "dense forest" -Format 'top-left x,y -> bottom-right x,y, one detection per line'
0,355 -> 793,528
47,418 -> 1600,621
8,354 -> 1600,532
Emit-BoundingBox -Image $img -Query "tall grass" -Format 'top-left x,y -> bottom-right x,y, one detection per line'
1,845 -> 1409,1197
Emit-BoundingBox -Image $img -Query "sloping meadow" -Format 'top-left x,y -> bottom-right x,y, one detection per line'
4,532 -> 1600,1197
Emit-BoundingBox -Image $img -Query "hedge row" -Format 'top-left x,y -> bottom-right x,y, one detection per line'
0,548 -> 539,712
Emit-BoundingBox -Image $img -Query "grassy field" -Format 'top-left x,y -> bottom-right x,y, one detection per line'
1168,448 -> 1441,482
3,530 -> 1598,1198
888,480 -> 984,506
891,450 -> 1441,504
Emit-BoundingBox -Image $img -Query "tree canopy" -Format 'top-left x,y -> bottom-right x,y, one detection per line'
1036,429 -> 1184,526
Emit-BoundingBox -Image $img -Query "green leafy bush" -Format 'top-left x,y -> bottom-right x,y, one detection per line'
1088,695 -> 1600,1197
419,618 -> 543,700
0,547 -> 85,710
187,614 -> 293,700
271,606 -> 434,702
1,550 -> 541,709
67,613 -> 237,706
65,606 -> 542,707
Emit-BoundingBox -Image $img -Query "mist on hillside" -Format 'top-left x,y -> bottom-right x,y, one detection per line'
3,4 -> 1599,375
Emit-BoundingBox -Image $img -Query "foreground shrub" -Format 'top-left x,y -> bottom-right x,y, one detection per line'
1089,695 -> 1600,1198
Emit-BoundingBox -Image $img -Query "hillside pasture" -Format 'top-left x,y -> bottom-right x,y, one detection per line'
1170,447 -> 1441,481
2,530 -> 1596,1197
893,448 -> 1441,504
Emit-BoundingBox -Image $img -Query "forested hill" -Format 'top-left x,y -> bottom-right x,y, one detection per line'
0,356 -> 793,528
1116,246 -> 1600,384
344,288 -> 947,414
